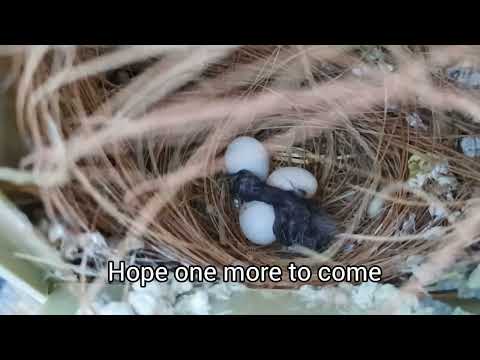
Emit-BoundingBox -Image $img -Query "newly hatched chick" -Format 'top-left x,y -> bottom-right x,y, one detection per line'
230,170 -> 337,251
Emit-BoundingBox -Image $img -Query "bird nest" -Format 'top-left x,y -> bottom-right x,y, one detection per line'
9,45 -> 480,290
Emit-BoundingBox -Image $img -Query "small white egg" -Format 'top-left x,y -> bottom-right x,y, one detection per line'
239,201 -> 276,246
267,167 -> 318,198
225,136 -> 270,180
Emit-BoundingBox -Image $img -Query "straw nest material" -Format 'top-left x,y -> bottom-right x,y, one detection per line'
8,45 -> 480,289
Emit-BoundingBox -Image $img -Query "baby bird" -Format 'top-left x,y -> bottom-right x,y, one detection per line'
230,170 -> 337,251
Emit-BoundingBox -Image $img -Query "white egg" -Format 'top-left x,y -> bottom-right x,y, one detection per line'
267,167 -> 318,198
225,136 -> 270,180
239,201 -> 276,246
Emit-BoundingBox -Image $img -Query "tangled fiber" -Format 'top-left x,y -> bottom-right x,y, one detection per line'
3,45 -> 480,296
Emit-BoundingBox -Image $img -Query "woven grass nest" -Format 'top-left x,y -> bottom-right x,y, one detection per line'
8,45 -> 480,290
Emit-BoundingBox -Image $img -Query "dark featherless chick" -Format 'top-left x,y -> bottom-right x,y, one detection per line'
230,170 -> 337,251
